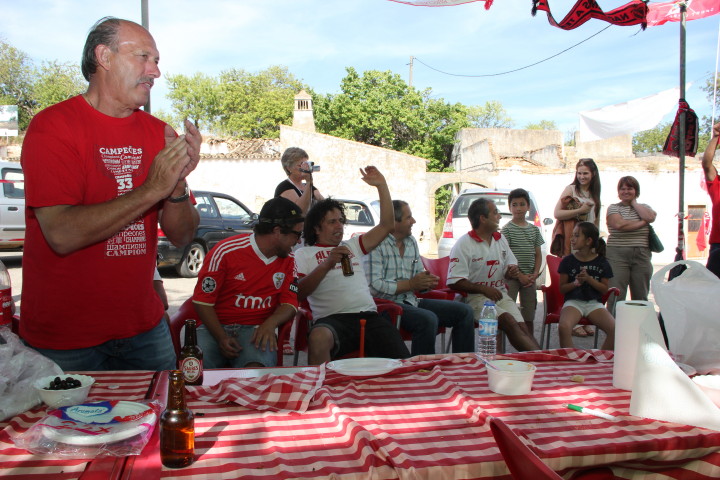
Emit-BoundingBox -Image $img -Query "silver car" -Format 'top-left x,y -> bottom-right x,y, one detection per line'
437,188 -> 553,271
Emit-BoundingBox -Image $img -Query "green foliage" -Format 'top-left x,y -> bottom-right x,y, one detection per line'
0,40 -> 35,130
701,73 -> 719,110
632,122 -> 672,154
314,67 -> 471,172
525,119 -> 557,130
165,66 -> 307,137
32,61 -> 86,112
467,100 -> 514,128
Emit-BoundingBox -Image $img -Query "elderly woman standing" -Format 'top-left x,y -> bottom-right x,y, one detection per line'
605,176 -> 657,312
275,147 -> 324,215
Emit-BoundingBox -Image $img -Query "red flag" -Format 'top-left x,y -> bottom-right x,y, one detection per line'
647,0 -> 720,27
531,0 -> 648,30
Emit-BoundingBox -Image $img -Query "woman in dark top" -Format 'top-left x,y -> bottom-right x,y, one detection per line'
275,147 -> 324,215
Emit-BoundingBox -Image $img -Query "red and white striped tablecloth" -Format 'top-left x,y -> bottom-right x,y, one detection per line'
147,350 -> 720,479
0,370 -> 157,480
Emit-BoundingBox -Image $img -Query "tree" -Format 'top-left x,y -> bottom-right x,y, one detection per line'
315,67 -> 471,171
32,61 -> 86,112
467,100 -> 514,128
632,122 -> 672,153
0,40 -> 35,130
525,120 -> 557,130
701,72 -> 719,111
165,72 -> 221,132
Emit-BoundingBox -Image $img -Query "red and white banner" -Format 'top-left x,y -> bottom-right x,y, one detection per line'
388,0 -> 493,8
647,0 -> 720,27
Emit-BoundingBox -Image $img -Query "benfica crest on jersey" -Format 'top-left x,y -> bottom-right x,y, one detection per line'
273,272 -> 285,290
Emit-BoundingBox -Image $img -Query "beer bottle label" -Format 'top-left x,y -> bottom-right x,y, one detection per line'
0,287 -> 11,327
180,357 -> 202,383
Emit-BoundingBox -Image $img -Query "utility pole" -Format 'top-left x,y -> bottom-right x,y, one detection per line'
408,56 -> 414,88
141,0 -> 151,113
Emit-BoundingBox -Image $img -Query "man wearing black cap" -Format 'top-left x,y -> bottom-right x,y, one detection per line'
192,197 -> 303,368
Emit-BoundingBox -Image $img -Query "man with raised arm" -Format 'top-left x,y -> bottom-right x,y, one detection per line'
295,167 -> 410,365
20,17 -> 200,370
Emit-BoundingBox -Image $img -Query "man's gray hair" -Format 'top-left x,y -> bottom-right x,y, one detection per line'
468,198 -> 492,230
392,200 -> 408,223
81,17 -> 124,81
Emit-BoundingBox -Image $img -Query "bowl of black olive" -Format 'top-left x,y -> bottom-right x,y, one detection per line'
34,374 -> 95,409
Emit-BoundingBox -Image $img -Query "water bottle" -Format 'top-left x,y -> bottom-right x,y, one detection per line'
0,260 -> 13,328
477,301 -> 498,360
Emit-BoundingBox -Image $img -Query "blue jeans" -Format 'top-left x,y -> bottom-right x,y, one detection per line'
399,298 -> 475,355
29,319 -> 176,371
197,324 -> 277,368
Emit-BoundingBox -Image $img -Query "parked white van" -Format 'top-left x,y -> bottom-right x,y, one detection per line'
0,161 -> 25,250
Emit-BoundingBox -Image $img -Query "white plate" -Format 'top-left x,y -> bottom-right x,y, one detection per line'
676,362 -> 697,377
42,401 -> 157,446
327,358 -> 402,376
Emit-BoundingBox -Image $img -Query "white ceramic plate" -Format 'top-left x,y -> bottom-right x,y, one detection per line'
327,358 -> 402,376
676,362 -> 697,377
42,401 -> 157,446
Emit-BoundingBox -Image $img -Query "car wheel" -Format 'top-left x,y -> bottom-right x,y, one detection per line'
177,242 -> 205,278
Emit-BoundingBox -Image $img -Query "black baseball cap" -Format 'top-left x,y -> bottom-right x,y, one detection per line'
258,197 -> 304,227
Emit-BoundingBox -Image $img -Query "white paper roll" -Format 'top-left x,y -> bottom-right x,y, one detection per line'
612,300 -> 665,390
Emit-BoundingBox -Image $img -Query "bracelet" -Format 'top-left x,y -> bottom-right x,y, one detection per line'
167,182 -> 190,203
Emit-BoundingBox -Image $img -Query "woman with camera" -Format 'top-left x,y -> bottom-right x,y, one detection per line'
274,147 -> 324,215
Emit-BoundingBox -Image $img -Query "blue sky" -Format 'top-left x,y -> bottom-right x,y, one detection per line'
2,0 -> 719,134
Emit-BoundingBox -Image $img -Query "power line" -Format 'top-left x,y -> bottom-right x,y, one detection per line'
413,24 -> 612,78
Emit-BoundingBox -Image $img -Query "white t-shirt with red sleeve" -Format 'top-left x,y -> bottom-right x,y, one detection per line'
294,236 -> 376,319
192,233 -> 298,325
447,230 -> 517,293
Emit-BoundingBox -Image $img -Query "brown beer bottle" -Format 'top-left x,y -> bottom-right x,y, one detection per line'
179,319 -> 203,385
340,254 -> 354,276
160,370 -> 195,468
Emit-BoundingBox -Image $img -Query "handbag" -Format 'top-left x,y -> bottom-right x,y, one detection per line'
648,225 -> 664,253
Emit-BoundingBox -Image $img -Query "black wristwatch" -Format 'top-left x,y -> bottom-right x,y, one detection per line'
168,183 -> 190,203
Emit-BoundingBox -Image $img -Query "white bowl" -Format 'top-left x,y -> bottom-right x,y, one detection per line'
34,374 -> 95,409
693,375 -> 720,408
486,360 -> 537,395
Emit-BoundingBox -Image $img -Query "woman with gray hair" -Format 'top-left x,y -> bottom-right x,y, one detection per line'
274,147 -> 324,215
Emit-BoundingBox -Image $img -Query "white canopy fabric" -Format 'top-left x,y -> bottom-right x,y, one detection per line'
578,87 -> 680,141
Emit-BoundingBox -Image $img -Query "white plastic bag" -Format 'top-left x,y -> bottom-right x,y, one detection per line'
651,260 -> 720,374
0,327 -> 63,421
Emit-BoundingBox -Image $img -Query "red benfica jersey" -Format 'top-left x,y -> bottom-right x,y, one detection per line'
193,233 -> 298,325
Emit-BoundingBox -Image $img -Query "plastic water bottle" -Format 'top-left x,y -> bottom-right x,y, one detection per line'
477,301 -> 498,360
0,260 -> 12,328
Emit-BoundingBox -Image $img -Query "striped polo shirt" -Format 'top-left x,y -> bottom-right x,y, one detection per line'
606,203 -> 650,247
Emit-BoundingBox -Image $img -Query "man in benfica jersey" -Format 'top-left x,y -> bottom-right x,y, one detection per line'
447,198 -> 540,352
295,167 -> 410,365
192,197 -> 303,368
20,17 -> 200,370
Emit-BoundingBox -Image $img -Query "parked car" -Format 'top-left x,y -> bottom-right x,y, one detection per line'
437,188 -> 553,281
336,198 -> 381,240
157,191 -> 258,277
0,161 -> 25,250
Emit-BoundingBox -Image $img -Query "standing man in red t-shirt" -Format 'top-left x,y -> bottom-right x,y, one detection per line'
20,17 -> 200,370
192,197 -> 303,368
703,122 -> 720,279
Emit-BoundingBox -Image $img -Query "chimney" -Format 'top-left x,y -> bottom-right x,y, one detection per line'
292,89 -> 315,132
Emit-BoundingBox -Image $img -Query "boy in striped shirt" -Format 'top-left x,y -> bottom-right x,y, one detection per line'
501,188 -> 544,339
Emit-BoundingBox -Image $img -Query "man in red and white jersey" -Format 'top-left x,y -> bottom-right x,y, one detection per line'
192,197 -> 303,368
447,198 -> 541,352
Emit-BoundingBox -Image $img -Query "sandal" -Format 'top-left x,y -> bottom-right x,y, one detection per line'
583,325 -> 595,336
572,326 -> 588,337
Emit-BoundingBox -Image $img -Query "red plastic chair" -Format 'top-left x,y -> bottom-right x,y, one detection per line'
167,297 -> 293,367
292,298 -> 403,366
540,255 -> 620,349
489,417 -> 614,480
420,255 -> 465,300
